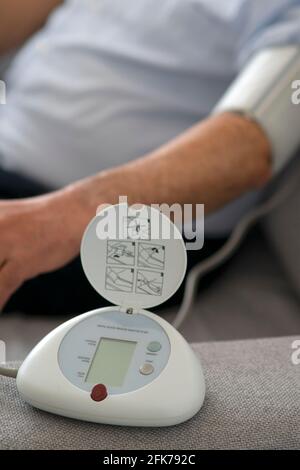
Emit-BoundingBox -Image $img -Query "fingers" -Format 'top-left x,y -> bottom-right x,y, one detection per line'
0,261 -> 23,311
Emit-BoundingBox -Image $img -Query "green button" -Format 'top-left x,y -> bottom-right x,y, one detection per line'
147,341 -> 162,353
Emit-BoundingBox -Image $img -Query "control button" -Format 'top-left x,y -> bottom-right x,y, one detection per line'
147,341 -> 162,353
90,384 -> 108,402
139,363 -> 154,375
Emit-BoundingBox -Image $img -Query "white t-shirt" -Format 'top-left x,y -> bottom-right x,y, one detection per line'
0,0 -> 300,234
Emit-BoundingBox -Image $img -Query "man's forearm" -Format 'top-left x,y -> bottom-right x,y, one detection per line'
0,113 -> 272,309
63,112 -> 272,241
0,0 -> 63,54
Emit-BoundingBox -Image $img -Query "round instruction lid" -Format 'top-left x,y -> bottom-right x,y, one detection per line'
80,203 -> 187,310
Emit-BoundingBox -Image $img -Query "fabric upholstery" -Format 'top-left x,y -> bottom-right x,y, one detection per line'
263,156 -> 300,300
163,228 -> 300,343
0,336 -> 299,450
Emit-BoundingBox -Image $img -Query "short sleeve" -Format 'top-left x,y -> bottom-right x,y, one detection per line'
238,0 -> 300,67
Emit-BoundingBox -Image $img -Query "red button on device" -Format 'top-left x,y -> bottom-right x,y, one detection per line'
91,384 -> 108,402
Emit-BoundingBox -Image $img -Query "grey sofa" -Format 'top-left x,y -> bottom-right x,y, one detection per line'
0,335 -> 299,450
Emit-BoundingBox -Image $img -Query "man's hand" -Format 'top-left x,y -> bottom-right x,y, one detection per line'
0,191 -> 85,310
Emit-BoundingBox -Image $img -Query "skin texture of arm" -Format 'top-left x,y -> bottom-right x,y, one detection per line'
0,0 -> 63,54
0,112 -> 272,309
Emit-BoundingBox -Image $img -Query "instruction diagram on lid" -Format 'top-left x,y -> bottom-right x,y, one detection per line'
126,216 -> 151,240
136,270 -> 164,296
106,241 -> 136,266
105,267 -> 134,293
103,215 -> 167,297
138,243 -> 165,270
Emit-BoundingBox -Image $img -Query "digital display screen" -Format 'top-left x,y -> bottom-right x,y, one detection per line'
85,338 -> 137,387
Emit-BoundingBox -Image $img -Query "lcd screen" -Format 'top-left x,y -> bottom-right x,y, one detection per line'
85,338 -> 137,387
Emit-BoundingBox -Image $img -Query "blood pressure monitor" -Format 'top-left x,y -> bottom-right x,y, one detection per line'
16,204 -> 205,426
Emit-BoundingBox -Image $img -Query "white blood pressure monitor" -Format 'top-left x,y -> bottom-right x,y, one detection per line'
16,204 -> 205,426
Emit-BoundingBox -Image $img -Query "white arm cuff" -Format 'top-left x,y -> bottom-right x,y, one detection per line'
213,46 -> 300,174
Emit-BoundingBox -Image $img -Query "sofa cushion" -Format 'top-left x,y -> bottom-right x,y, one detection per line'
263,156 -> 300,300
0,336 -> 299,450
